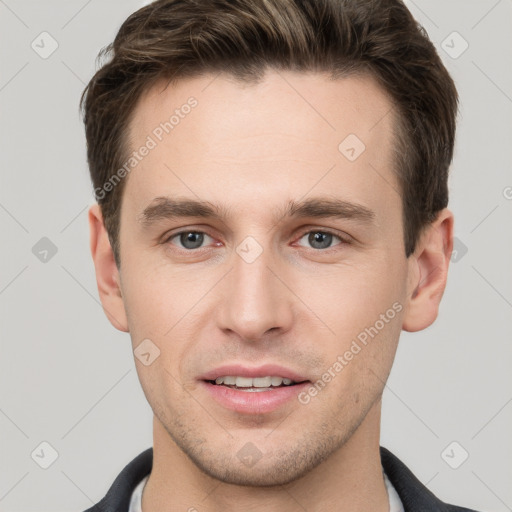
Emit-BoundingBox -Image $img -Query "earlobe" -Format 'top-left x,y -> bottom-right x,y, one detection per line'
88,204 -> 129,332
402,208 -> 454,332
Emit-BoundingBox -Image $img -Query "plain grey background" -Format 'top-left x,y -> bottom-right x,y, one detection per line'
0,1 -> 511,511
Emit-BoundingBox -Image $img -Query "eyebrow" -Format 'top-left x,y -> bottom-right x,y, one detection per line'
138,196 -> 376,227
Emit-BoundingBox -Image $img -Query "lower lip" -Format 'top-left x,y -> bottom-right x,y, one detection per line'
201,381 -> 310,414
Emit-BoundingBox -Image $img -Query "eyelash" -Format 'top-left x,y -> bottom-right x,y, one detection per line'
163,228 -> 350,252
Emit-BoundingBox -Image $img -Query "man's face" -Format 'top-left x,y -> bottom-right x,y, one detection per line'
115,70 -> 414,485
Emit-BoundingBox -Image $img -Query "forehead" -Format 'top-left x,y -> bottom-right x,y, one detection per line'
124,70 -> 400,226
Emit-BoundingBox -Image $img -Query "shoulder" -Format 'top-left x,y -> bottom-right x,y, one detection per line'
81,447 -> 153,512
380,446 -> 481,512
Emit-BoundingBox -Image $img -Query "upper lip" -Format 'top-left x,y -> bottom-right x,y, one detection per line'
198,364 -> 310,383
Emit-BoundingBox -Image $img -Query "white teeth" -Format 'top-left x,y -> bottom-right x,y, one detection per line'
253,377 -> 272,387
213,376 -> 296,387
235,376 -> 253,388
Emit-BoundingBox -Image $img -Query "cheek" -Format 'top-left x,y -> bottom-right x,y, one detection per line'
294,254 -> 406,392
296,257 -> 405,334
121,264 -> 211,374
123,268 -> 196,412
121,260 -> 188,334
300,271 -> 404,413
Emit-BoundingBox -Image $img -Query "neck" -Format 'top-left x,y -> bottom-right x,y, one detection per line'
142,401 -> 389,512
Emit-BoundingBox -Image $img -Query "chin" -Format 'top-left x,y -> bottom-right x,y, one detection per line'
181,433 -> 343,488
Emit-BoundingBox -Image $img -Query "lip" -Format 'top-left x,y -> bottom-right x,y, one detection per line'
197,364 -> 311,415
197,364 -> 309,382
200,380 -> 310,414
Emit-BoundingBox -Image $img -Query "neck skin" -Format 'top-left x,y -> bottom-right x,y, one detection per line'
141,399 -> 389,512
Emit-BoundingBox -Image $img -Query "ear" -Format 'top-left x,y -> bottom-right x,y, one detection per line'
88,204 -> 129,332
402,208 -> 454,332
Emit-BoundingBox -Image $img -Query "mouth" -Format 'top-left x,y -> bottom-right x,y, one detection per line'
206,375 -> 308,392
198,365 -> 311,414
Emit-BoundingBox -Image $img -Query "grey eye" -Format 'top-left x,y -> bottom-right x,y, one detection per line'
297,231 -> 342,250
170,231 -> 213,250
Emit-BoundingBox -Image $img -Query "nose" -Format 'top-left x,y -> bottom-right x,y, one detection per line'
216,240 -> 294,343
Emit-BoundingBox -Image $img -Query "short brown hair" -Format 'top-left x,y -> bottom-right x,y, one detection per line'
80,0 -> 458,267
